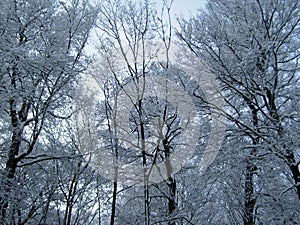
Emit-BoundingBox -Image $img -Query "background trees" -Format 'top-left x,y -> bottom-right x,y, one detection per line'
90,1 -> 188,223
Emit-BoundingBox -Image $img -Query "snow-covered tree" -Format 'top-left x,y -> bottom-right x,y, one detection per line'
0,0 -> 97,223
178,0 -> 300,224
74,1 -> 211,224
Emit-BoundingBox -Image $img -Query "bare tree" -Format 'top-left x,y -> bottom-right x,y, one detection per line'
80,0 -> 200,224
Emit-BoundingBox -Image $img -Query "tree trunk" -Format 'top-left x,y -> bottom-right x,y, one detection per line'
0,98 -> 23,222
243,104 -> 258,225
244,162 -> 256,225
286,151 -> 300,200
164,140 -> 176,225
110,180 -> 117,225
167,177 -> 176,225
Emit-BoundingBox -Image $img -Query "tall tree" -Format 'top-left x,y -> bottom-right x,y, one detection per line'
0,0 -> 97,223
95,0 -> 170,222
178,0 -> 300,224
75,0 -> 206,224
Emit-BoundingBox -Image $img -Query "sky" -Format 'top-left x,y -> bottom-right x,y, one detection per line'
170,0 -> 207,17
86,0 -> 207,55
122,0 -> 207,16
153,0 -> 207,27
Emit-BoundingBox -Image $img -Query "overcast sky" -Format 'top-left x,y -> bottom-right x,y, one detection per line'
171,0 -> 207,17
153,0 -> 207,27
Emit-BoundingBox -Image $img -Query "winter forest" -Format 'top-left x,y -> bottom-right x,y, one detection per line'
0,0 -> 299,224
